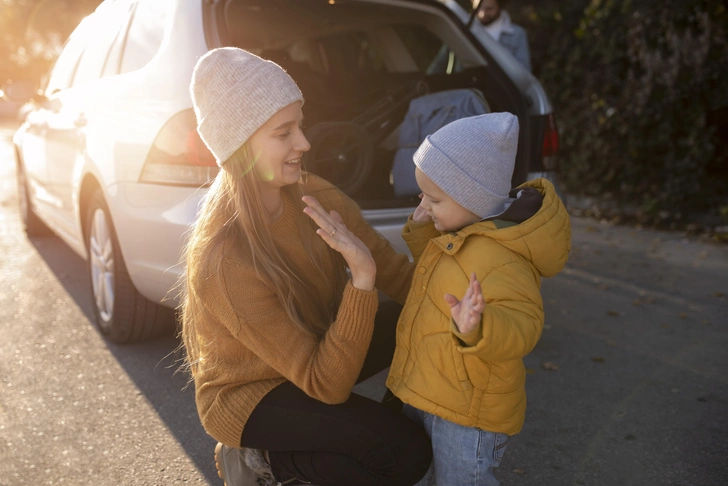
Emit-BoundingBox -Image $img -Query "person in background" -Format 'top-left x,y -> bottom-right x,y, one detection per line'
473,0 -> 532,72
387,113 -> 571,485
439,0 -> 532,72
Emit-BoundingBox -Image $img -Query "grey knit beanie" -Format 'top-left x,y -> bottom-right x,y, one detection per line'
413,112 -> 519,219
190,47 -> 303,166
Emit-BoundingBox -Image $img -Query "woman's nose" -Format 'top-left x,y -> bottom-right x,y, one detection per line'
296,129 -> 311,153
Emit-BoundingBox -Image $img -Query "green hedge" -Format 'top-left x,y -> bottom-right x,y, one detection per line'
515,0 -> 728,218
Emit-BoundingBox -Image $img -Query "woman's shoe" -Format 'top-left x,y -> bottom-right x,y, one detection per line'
214,442 -> 275,486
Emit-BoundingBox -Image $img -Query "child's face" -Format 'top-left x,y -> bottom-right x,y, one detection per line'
415,168 -> 480,232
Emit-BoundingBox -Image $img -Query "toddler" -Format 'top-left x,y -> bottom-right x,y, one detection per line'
387,112 -> 571,486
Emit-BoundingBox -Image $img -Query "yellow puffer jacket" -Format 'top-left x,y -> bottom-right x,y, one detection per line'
387,178 -> 571,435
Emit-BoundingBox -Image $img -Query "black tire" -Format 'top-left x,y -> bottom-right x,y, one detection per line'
85,189 -> 175,344
16,160 -> 50,237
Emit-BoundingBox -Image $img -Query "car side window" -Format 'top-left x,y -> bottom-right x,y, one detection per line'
101,3 -> 137,78
44,19 -> 92,96
72,2 -> 135,87
119,0 -> 171,74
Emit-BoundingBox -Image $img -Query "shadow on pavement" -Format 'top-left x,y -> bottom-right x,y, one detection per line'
29,235 -> 220,484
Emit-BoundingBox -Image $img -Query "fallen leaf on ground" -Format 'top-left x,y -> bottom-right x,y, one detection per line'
592,357 -> 605,363
678,312 -> 688,319
512,468 -> 526,474
607,310 -> 622,317
606,340 -> 617,346
713,292 -> 725,298
541,361 -> 559,371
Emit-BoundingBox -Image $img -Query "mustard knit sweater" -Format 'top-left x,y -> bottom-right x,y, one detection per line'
190,175 -> 415,447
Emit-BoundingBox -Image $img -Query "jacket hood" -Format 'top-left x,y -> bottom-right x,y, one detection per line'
433,178 -> 571,278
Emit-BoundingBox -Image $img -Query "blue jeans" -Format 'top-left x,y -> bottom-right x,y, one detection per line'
402,404 -> 509,486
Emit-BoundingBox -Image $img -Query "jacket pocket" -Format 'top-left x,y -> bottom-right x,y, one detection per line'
462,353 -> 491,391
405,331 -> 473,415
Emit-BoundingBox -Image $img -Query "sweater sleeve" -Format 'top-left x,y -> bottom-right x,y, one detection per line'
457,262 -> 544,361
218,260 -> 379,404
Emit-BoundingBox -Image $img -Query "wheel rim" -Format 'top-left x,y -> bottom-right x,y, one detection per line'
89,208 -> 115,326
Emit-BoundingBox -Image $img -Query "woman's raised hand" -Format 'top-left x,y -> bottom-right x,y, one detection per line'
302,196 -> 376,291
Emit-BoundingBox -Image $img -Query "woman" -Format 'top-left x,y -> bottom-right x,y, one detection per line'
180,47 -> 431,486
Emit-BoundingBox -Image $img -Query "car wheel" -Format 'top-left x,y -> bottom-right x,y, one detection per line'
16,160 -> 50,237
85,189 -> 175,343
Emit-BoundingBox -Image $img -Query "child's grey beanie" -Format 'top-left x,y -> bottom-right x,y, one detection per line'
190,47 -> 303,166
413,112 -> 519,219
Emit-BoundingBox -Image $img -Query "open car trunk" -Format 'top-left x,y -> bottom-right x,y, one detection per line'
207,0 -> 528,210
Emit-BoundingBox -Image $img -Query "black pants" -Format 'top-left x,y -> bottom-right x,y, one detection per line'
240,302 -> 432,486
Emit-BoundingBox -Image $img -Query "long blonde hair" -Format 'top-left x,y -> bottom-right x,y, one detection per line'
179,144 -> 347,374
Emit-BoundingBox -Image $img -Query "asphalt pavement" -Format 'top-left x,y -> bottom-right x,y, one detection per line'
1,120 -> 726,485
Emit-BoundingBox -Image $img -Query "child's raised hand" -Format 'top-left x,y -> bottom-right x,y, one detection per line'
444,272 -> 485,334
412,193 -> 432,223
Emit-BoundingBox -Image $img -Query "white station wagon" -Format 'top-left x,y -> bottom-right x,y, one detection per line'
14,0 -> 561,343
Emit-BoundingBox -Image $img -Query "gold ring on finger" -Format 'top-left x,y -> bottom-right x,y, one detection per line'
330,228 -> 337,237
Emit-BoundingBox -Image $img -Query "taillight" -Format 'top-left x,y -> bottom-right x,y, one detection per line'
139,109 -> 219,185
542,113 -> 559,171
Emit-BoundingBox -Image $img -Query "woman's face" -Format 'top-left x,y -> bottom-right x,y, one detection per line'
248,101 -> 310,191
